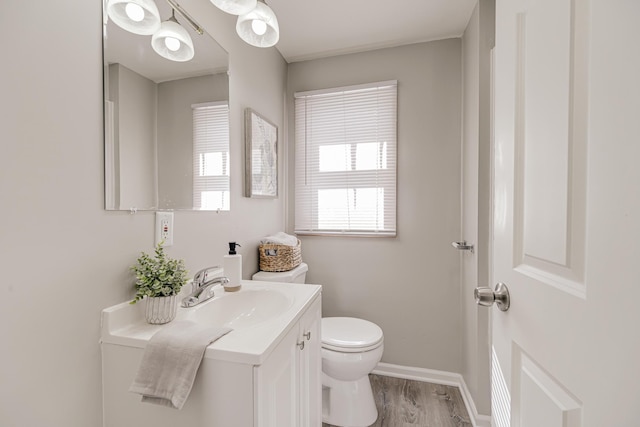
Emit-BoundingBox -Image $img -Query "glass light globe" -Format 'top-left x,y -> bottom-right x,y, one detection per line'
107,0 -> 161,35
152,19 -> 195,62
210,0 -> 257,16
236,1 -> 279,48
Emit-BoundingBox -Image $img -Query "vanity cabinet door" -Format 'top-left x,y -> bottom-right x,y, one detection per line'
254,324 -> 299,427
298,298 -> 322,427
253,295 -> 322,427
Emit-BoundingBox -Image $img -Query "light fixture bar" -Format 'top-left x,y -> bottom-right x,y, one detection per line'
166,0 -> 204,35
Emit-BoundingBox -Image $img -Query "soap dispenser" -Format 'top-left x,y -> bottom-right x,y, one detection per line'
223,242 -> 242,292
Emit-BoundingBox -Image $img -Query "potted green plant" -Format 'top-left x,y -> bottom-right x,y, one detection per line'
130,241 -> 189,324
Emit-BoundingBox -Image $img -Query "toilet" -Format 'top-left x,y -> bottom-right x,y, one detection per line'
252,262 -> 384,427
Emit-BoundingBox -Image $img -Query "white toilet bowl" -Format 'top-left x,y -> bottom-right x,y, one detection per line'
252,263 -> 385,427
321,317 -> 384,427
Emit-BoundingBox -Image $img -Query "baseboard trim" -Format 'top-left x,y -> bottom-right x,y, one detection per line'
372,362 -> 491,427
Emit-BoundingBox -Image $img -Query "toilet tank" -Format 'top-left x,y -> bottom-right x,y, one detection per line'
252,262 -> 308,283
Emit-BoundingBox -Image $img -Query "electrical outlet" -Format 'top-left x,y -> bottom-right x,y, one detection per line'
155,212 -> 174,246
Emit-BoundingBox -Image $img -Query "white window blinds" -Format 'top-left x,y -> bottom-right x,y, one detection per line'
192,101 -> 230,211
294,81 -> 397,236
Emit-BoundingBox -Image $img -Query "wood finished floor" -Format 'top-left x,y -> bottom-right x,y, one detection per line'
322,374 -> 472,427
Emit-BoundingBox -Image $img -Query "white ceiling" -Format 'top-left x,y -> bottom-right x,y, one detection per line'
104,0 -> 477,80
267,0 -> 478,63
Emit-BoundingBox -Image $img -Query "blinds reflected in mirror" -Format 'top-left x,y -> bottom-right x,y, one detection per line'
192,101 -> 230,211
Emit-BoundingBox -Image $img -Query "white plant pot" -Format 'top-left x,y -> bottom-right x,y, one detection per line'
145,295 -> 178,324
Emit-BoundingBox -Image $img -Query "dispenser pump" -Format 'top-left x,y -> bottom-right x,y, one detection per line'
228,242 -> 241,255
223,242 -> 242,292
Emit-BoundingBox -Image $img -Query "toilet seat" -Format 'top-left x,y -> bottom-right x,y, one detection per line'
321,317 -> 384,353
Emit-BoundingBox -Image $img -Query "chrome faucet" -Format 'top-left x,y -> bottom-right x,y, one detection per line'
192,266 -> 223,288
181,266 -> 229,308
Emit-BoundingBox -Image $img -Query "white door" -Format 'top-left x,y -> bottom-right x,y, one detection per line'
490,1 -> 640,426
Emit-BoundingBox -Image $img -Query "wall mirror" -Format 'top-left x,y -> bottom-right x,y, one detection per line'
103,0 -> 230,211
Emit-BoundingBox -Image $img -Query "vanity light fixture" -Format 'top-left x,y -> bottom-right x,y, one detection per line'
210,0 -> 257,16
236,0 -> 279,48
151,8 -> 195,62
106,0 -> 161,35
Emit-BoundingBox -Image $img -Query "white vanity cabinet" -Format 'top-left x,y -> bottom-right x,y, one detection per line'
254,297 -> 321,427
101,281 -> 321,427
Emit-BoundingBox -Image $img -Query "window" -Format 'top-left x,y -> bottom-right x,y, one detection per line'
192,101 -> 230,211
294,81 -> 397,236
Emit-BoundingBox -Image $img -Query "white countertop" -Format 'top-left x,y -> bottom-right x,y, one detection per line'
101,280 -> 321,365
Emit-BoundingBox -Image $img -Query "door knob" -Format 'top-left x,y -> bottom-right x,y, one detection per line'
474,283 -> 510,311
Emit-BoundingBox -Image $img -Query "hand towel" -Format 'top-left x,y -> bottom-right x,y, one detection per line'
261,231 -> 298,247
129,320 -> 232,410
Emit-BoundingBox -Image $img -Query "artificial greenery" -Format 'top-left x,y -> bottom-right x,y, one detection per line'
130,242 -> 189,304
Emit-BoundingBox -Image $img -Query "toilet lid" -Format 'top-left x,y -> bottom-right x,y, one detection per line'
321,317 -> 384,352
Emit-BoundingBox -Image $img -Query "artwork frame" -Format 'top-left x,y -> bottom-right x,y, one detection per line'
245,108 -> 278,198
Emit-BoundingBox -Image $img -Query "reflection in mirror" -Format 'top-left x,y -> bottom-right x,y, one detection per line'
103,0 -> 230,211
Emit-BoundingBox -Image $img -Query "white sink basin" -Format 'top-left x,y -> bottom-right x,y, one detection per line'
187,288 -> 293,329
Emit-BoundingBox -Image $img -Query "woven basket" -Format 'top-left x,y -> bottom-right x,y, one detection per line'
259,239 -> 302,272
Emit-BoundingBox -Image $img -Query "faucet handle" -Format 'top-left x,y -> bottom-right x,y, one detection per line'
193,266 -> 223,286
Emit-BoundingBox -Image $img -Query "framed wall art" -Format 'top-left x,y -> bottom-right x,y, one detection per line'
245,108 -> 278,198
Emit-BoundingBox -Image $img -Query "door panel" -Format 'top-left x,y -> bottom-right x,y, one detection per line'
519,0 -> 571,265
513,347 -> 581,427
512,0 -> 588,296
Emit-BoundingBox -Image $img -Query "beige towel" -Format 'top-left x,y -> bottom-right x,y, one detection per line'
261,231 -> 298,247
129,320 -> 232,410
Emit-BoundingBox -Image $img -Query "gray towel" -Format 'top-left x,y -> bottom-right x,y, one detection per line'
129,320 -> 232,410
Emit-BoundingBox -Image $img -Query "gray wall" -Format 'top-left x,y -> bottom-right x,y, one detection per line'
0,0 -> 286,425
287,40 -> 463,372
